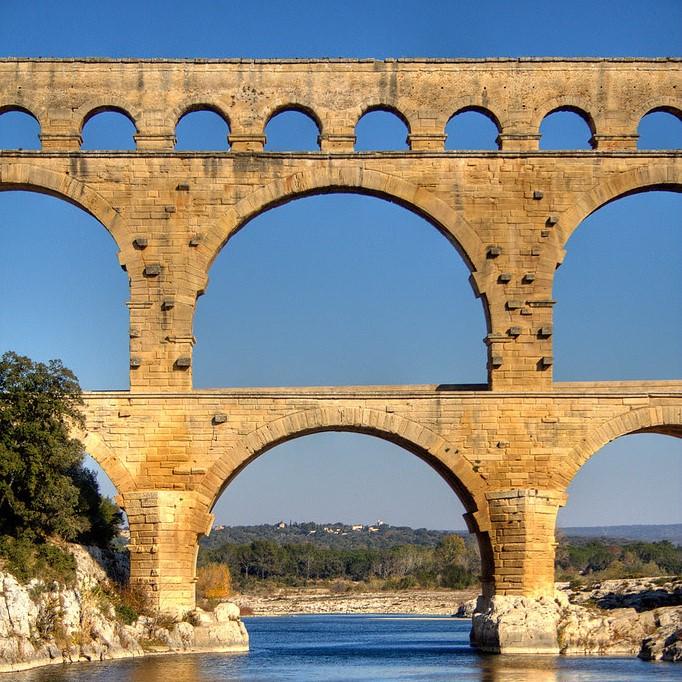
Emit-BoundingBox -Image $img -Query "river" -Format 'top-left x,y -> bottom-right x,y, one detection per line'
12,615 -> 679,681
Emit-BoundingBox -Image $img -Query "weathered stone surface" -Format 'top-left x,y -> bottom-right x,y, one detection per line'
471,594 -> 562,654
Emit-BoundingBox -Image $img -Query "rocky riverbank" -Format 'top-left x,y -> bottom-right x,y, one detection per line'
0,545 -> 248,673
472,577 -> 681,661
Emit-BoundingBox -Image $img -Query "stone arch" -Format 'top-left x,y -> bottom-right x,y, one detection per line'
198,405 -> 494,592
634,102 -> 682,128
355,104 -> 413,133
173,102 -> 231,130
263,103 -> 323,135
533,98 -> 597,136
0,105 -> 41,149
447,105 -> 502,133
564,405 -> 682,487
203,167 -> 487,275
80,104 -> 139,133
445,106 -> 503,150
0,163 -> 134,269
557,164 -> 682,254
79,429 -> 138,499
0,104 -> 41,124
199,406 -> 490,530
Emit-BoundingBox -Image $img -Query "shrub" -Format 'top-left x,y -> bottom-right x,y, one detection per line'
0,536 -> 77,586
114,581 -> 152,624
197,563 -> 232,600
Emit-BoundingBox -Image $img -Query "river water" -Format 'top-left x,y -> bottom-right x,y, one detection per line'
13,615 -> 679,681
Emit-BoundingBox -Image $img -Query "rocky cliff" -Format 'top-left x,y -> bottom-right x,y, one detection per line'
0,544 -> 248,673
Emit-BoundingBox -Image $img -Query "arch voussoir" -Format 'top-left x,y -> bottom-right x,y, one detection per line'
566,405 -> 682,486
559,162 -> 682,246
200,405 -> 489,528
204,166 -> 486,274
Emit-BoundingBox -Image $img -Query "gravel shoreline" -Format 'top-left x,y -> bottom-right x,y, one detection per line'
231,588 -> 478,616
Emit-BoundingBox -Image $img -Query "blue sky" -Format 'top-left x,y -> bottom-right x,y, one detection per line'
0,1 -> 680,530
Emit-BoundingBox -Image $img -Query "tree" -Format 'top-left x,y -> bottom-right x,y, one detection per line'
0,351 -> 120,544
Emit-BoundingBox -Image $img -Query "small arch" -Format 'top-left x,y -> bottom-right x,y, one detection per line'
81,107 -> 138,151
175,105 -> 230,151
637,107 -> 682,150
355,106 -> 410,151
540,107 -> 595,150
264,106 -> 321,151
445,107 -> 501,151
0,106 -> 41,150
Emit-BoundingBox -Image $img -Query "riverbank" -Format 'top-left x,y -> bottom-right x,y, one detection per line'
0,545 -> 248,674
231,587 -> 478,616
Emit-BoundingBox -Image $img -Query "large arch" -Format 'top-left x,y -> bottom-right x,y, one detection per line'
563,405 -> 682,487
556,164 -> 682,259
199,406 -> 490,531
198,406 -> 494,591
78,429 -> 138,498
203,167 -> 487,276
0,163 -> 134,269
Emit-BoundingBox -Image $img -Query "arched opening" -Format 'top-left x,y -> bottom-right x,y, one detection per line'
637,108 -> 682,149
445,108 -> 500,151
81,108 -> 137,150
554,190 -> 682,381
83,454 -> 128,543
193,193 -> 487,388
175,107 -> 230,151
539,108 -> 595,150
0,107 -> 40,149
0,190 -> 129,389
264,108 -> 320,151
202,430 -> 488,600
355,108 -> 409,151
557,432 -> 682,581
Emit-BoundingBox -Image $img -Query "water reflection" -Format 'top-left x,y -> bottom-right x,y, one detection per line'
479,655 -> 558,682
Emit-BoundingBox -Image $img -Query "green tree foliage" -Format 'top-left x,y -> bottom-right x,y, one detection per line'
0,351 -> 121,545
200,537 -> 480,589
556,537 -> 682,579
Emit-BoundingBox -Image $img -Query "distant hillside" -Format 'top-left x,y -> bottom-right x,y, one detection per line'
202,522 -> 457,550
558,524 -> 682,546
203,522 -> 682,549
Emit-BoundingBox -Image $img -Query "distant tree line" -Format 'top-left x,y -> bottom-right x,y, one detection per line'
199,533 -> 682,592
201,522 -> 456,551
199,534 -> 481,590
556,538 -> 682,580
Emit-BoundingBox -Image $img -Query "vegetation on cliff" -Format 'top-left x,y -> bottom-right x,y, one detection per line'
0,351 -> 122,584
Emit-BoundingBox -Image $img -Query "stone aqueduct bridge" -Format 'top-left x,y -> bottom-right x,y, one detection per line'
1,58 -> 681,614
